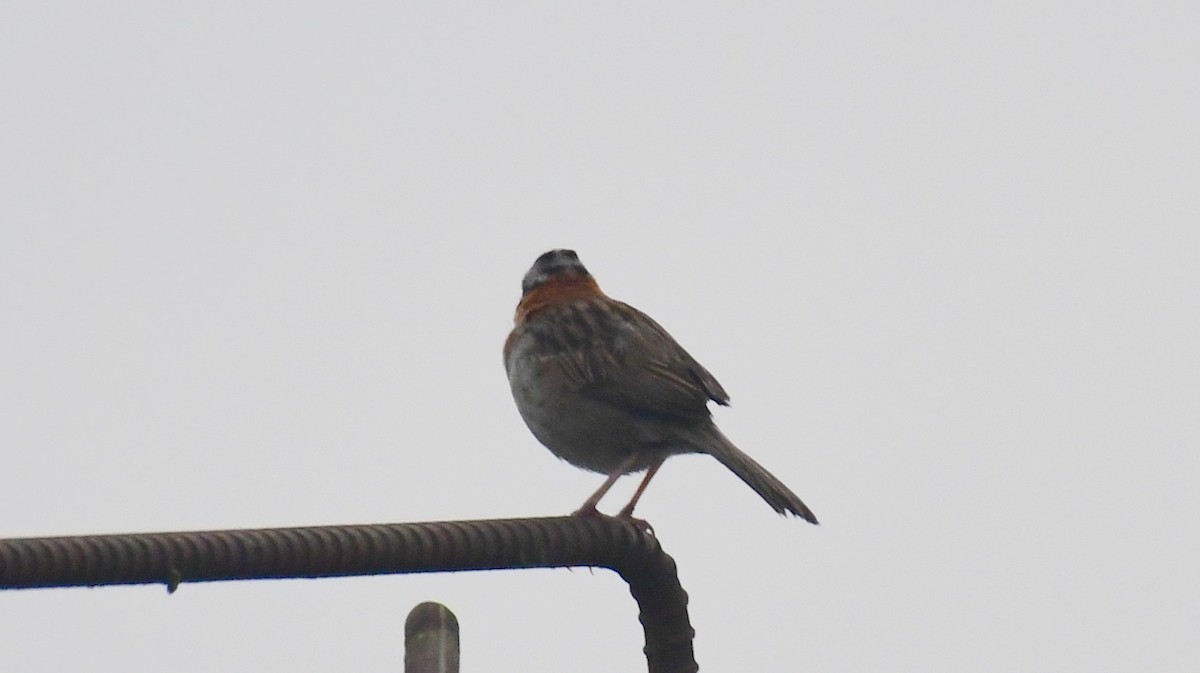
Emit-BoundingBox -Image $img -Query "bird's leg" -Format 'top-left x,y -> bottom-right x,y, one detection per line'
573,453 -> 641,516
616,457 -> 665,519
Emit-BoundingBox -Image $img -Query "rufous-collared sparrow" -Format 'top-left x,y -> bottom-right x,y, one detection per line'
504,249 -> 818,523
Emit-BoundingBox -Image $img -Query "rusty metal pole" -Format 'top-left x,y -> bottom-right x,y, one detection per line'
405,602 -> 460,673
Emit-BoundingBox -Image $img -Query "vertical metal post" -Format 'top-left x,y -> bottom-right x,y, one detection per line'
405,602 -> 460,673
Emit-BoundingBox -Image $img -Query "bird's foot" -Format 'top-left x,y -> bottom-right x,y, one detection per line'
616,511 -> 655,536
571,503 -> 603,517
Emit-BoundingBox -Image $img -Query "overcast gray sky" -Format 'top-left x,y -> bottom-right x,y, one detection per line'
2,3 -> 1197,671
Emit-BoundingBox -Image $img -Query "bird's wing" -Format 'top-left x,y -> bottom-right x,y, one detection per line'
552,301 -> 729,421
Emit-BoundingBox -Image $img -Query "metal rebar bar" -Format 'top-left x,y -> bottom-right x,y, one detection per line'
0,516 -> 696,673
405,601 -> 460,673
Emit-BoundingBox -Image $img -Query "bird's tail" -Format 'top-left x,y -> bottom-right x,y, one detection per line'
692,425 -> 818,524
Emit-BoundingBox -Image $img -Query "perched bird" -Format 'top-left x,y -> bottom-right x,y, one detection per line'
504,249 -> 817,523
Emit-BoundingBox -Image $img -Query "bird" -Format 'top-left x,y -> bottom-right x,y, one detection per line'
503,249 -> 818,523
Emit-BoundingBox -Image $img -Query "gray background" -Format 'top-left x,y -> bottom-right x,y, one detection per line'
2,3 -> 1196,671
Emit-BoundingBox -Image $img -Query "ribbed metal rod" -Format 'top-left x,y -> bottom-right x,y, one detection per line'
0,516 -> 696,673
